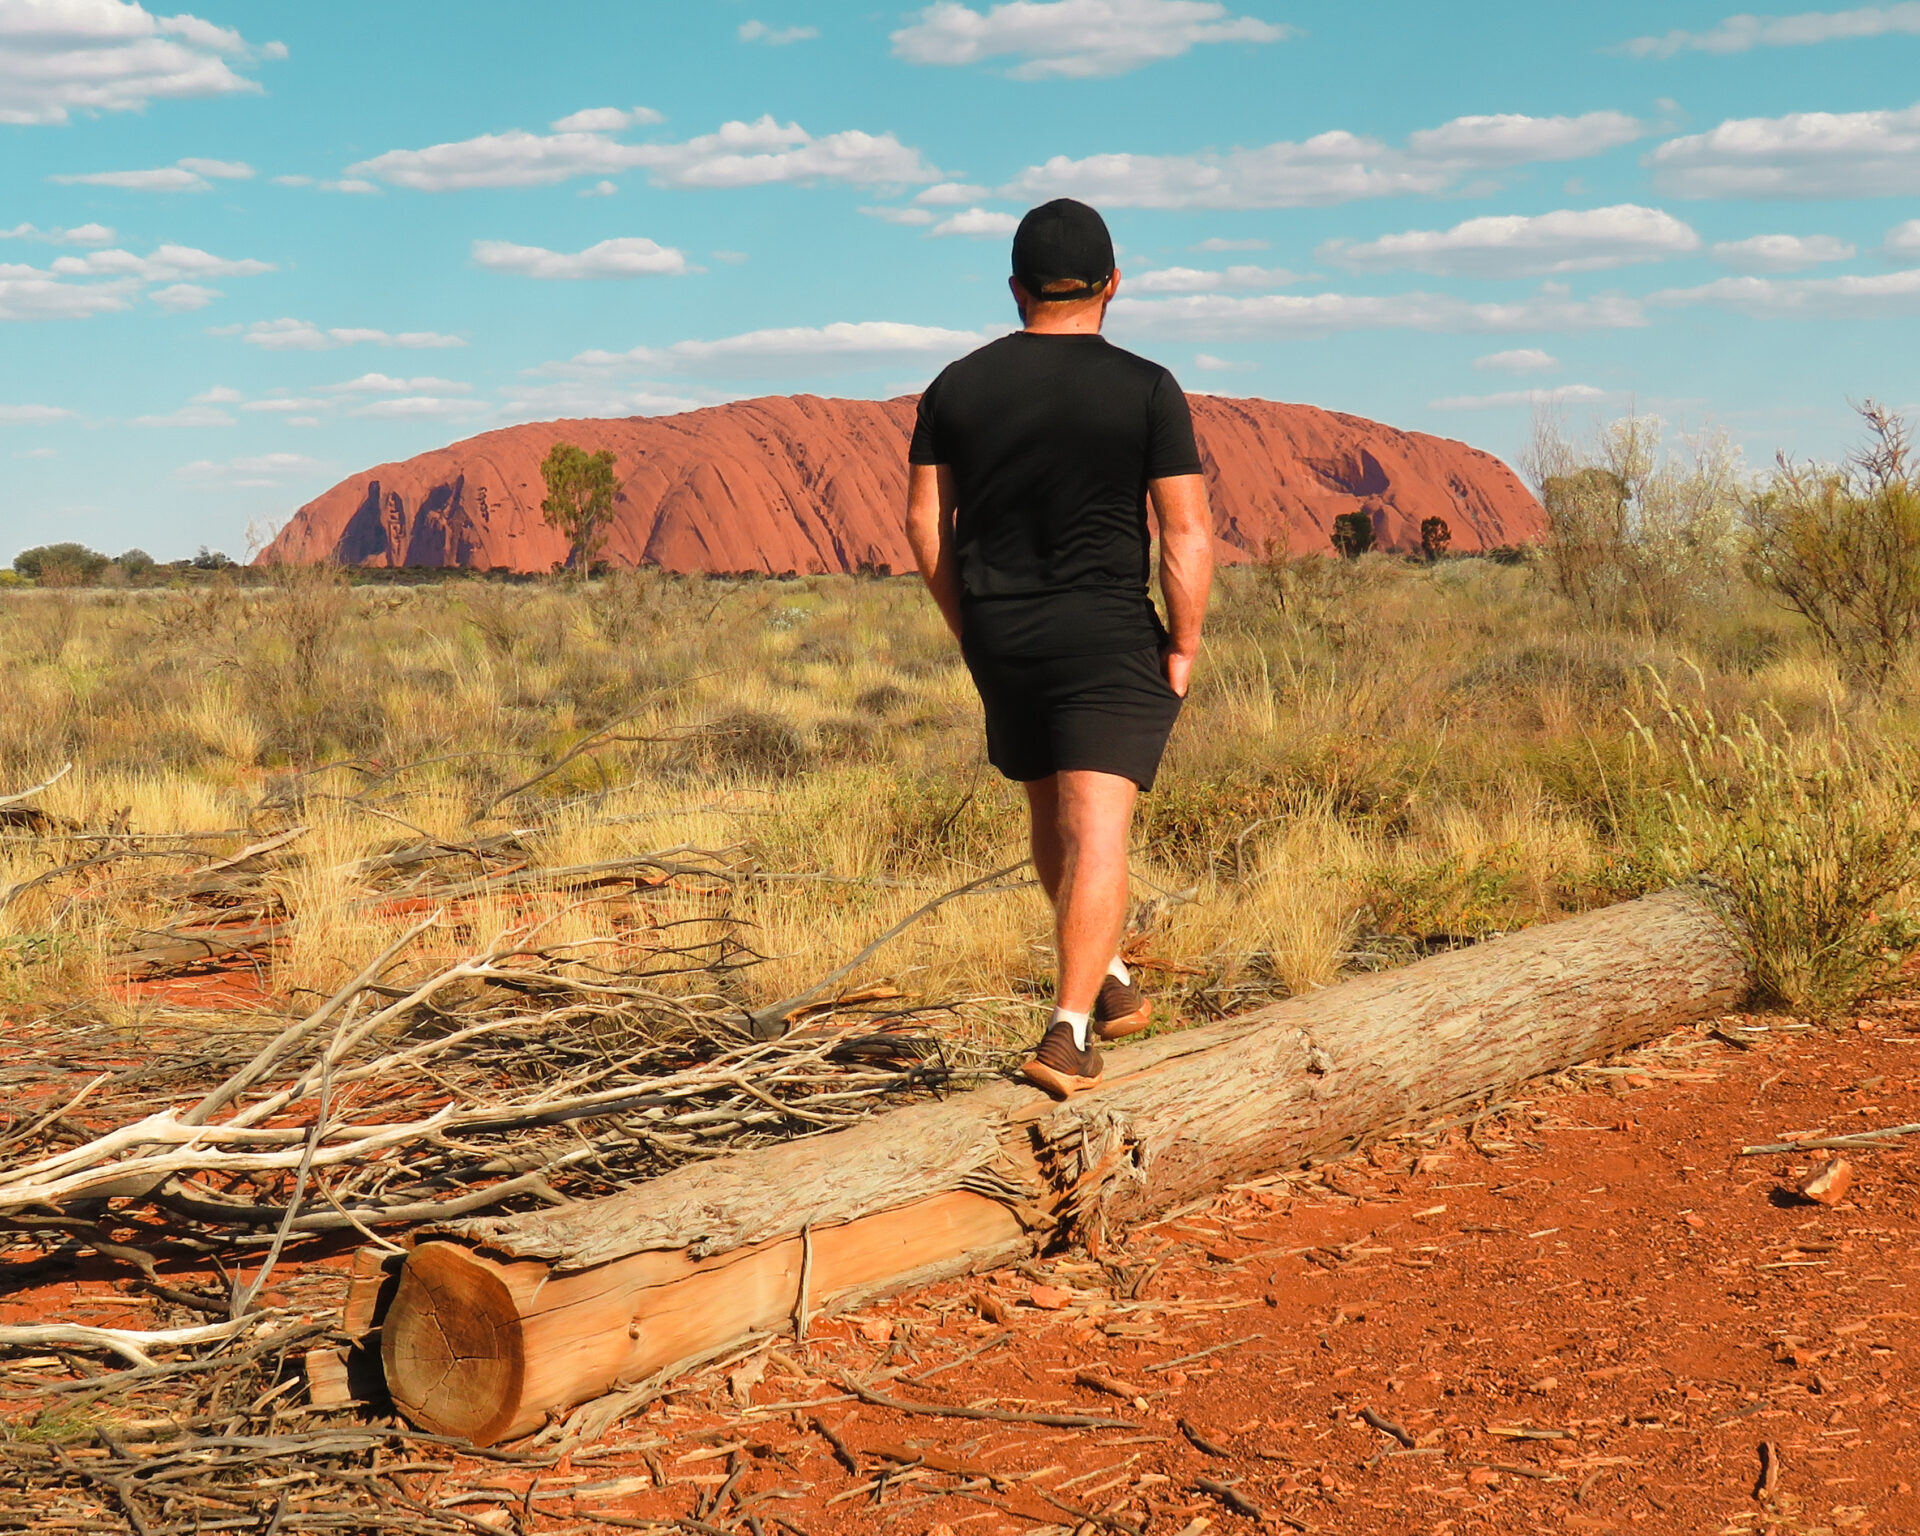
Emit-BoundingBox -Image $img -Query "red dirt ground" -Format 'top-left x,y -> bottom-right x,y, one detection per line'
7,1002 -> 1919,1535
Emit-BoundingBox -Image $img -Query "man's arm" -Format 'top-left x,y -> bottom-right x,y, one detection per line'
905,462 -> 963,641
1148,473 -> 1214,697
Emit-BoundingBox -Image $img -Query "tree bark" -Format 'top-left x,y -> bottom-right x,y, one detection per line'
378,884 -> 1748,1444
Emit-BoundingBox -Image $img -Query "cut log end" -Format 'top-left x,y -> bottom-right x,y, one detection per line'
381,1242 -> 527,1444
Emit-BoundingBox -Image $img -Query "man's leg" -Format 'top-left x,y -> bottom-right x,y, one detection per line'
1049,769 -> 1137,1014
1020,769 -> 1136,1098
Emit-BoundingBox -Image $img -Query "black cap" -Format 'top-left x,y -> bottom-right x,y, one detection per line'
1012,198 -> 1114,302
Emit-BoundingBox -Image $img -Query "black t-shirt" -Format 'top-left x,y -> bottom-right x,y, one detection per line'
909,331 -> 1202,658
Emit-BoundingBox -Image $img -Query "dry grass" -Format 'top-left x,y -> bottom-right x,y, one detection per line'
0,551 -> 1913,1033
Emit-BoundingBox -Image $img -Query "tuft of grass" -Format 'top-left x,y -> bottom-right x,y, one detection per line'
1634,682 -> 1920,1016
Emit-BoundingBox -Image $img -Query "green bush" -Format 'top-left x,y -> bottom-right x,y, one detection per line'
1745,402 -> 1920,687
1634,682 -> 1920,1016
13,541 -> 108,583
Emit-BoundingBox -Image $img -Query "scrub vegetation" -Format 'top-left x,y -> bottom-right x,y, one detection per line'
4,409 -> 1920,1044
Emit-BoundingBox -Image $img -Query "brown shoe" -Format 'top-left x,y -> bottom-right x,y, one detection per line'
1021,1022 -> 1103,1100
1093,973 -> 1151,1040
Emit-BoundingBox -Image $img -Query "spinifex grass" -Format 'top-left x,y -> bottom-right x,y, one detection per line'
0,553 -> 1911,1029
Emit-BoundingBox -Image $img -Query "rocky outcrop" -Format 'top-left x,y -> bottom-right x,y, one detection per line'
259,393 -> 1543,572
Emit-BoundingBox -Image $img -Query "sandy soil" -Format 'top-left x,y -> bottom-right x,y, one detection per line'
6,1001 -> 1918,1535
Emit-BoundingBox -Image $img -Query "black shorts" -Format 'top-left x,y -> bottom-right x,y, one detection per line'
962,645 -> 1184,790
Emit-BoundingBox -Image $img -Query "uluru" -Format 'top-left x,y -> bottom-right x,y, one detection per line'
259,394 -> 1544,573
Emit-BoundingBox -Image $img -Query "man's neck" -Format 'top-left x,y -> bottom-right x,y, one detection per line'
1022,301 -> 1106,337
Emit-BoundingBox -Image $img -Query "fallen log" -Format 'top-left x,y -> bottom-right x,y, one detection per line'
377,884 -> 1748,1444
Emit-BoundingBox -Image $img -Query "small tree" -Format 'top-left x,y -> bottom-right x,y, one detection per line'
13,541 -> 109,583
1526,411 -> 1742,631
1419,515 -> 1452,562
540,441 -> 619,574
116,548 -> 157,578
1330,510 -> 1375,559
1746,401 -> 1920,687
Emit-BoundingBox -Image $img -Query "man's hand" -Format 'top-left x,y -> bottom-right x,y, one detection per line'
1163,646 -> 1197,698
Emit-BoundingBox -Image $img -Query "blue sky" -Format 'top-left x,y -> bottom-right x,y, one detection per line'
4,0 -> 1920,562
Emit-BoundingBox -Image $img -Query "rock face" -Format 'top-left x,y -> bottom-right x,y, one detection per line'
259,393 -> 1543,572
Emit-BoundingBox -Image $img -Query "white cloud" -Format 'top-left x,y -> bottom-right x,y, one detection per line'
470,235 -> 688,279
1650,104 -> 1920,198
581,179 -> 618,197
1003,110 -> 1647,209
0,243 -> 271,321
350,115 -> 937,192
272,173 -> 376,193
0,403 -> 76,424
1651,267 -> 1920,317
914,181 -> 992,205
739,19 -> 819,44
499,380 -> 732,420
0,0 -> 279,126
0,268 -> 138,320
0,221 -> 115,244
346,395 -> 488,420
239,397 -> 323,413
176,156 -> 251,178
928,207 -> 1020,238
238,318 -> 466,350
1110,288 -> 1647,338
892,0 -> 1289,79
1624,4 -> 1920,57
713,250 -> 748,264
1430,383 -> 1613,410
549,106 -> 664,132
1193,236 -> 1268,251
49,154 -> 253,192
149,281 -> 217,310
1711,233 -> 1856,272
1321,205 -> 1700,278
1887,218 -> 1920,257
542,319 -> 993,378
1190,352 -> 1254,371
861,205 -> 937,225
132,403 -> 235,426
1404,112 -> 1645,165
192,385 -> 240,402
1129,263 -> 1299,292
17,445 -> 58,456
1473,347 -> 1559,373
320,373 -> 472,395
49,243 -> 273,279
52,165 -> 204,192
176,451 -> 327,487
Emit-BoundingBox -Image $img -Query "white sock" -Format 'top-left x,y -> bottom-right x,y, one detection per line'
1106,956 -> 1131,987
1052,1007 -> 1091,1051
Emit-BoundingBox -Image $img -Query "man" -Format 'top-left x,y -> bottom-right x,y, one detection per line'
905,198 -> 1215,1101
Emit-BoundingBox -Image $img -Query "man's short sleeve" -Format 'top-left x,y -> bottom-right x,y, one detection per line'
908,378 -> 944,465
1145,370 -> 1203,479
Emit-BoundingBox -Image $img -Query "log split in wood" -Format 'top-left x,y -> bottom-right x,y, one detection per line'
369,884 -> 1750,1444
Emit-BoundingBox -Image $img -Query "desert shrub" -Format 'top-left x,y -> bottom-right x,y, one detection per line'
1530,412 -> 1743,631
678,708 -> 813,780
584,568 -> 663,646
1635,683 -> 1920,1016
1745,402 -> 1920,687
13,542 -> 108,584
459,582 -> 535,659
